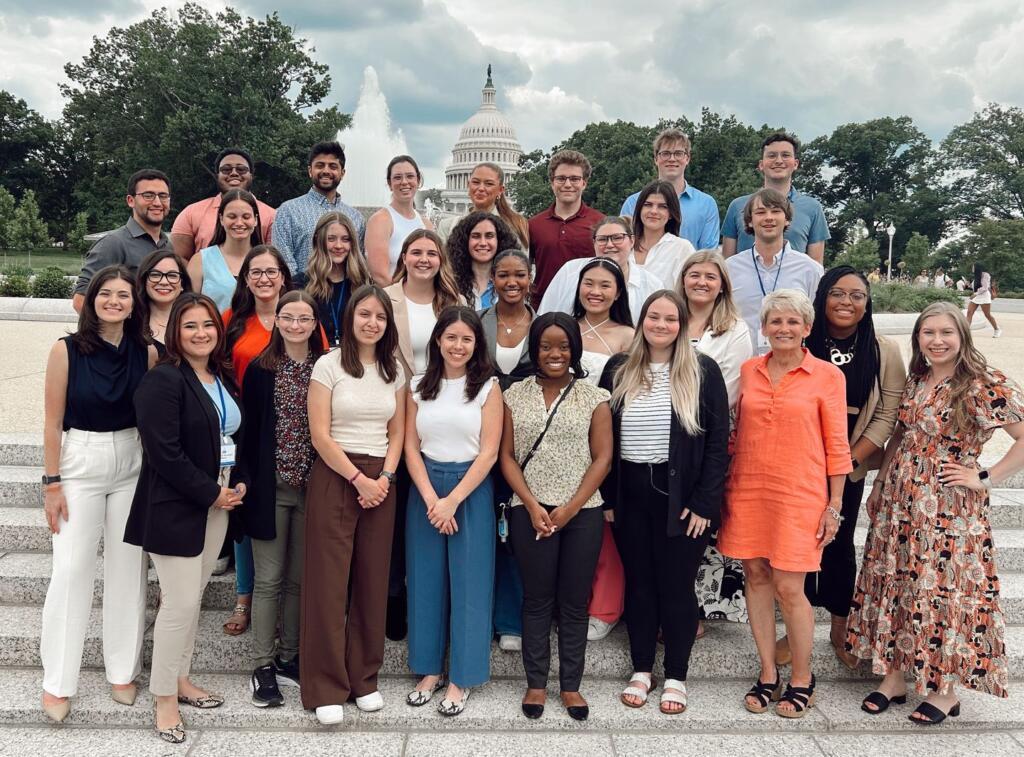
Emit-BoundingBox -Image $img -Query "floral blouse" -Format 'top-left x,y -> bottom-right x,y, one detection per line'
274,355 -> 316,489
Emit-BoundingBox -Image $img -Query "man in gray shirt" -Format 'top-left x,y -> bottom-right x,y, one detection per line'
73,169 -> 171,312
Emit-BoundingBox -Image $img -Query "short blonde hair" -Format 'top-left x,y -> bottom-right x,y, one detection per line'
760,289 -> 814,327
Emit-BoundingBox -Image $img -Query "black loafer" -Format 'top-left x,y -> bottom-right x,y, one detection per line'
567,705 -> 589,721
521,702 -> 544,719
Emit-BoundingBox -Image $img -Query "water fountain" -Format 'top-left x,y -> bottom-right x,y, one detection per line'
336,66 -> 409,210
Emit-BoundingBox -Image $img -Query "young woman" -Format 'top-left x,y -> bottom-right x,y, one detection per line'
448,212 -> 520,309
439,163 -> 529,249
240,290 -> 327,707
602,291 -> 729,715
302,211 -> 371,347
187,189 -> 263,312
630,181 -> 696,289
364,155 -> 432,285
500,312 -> 613,722
40,265 -> 157,723
136,249 -> 192,348
124,292 -> 247,743
848,302 -> 1024,723
966,262 -> 1000,336
404,307 -> 502,716
302,285 -> 406,725
573,258 -> 635,387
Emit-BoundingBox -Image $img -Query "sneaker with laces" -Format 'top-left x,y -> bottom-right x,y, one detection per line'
251,664 -> 283,707
275,653 -> 300,688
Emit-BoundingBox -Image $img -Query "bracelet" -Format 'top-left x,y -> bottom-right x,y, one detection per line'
826,505 -> 843,522
348,470 -> 362,485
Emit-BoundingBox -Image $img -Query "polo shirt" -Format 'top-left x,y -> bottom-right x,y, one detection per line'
725,242 -> 823,355
721,187 -> 830,254
170,194 -> 277,252
620,183 -> 721,250
75,217 -> 169,295
538,257 -> 662,324
271,187 -> 366,275
528,202 -> 605,308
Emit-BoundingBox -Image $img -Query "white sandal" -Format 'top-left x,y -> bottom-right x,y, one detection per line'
660,679 -> 687,714
620,672 -> 657,708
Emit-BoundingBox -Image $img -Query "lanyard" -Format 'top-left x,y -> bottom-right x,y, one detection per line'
751,245 -> 786,297
213,377 -> 227,436
330,280 -> 347,346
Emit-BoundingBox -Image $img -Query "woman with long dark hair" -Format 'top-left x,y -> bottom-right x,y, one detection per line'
136,249 -> 192,348
966,261 -> 1000,336
573,258 -> 634,388
187,188 -> 263,312
630,181 -> 696,289
448,211 -> 521,308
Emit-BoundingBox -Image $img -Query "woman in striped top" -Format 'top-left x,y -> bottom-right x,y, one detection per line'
599,291 -> 729,715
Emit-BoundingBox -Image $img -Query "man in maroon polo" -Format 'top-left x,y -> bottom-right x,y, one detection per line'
528,150 -> 605,307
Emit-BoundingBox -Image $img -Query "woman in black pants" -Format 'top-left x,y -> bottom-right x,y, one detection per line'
500,312 -> 613,721
601,290 -> 729,714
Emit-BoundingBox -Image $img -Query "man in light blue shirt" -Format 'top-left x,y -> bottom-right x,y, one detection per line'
272,141 -> 366,275
721,132 -> 829,264
619,128 -> 720,250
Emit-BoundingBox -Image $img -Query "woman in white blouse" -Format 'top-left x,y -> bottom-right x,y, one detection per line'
630,181 -> 696,289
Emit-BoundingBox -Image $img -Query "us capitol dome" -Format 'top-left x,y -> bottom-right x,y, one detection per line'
441,66 -> 523,213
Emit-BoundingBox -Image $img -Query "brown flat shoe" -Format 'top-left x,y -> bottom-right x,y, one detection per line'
222,603 -> 250,636
832,640 -> 859,670
775,636 -> 792,667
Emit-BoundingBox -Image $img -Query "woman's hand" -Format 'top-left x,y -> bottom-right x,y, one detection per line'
816,505 -> 841,545
938,462 -> 987,492
428,496 -> 459,531
548,505 -> 577,533
603,509 -> 615,524
865,480 -> 883,522
354,473 -> 386,508
680,508 -> 710,539
437,518 -> 459,536
526,503 -> 555,538
43,485 -> 68,534
213,486 -> 242,511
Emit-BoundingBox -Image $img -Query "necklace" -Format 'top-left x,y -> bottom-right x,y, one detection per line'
581,316 -> 610,339
825,335 -> 856,366
498,309 -> 529,335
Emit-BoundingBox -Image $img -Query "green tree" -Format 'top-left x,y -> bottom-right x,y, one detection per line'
952,219 -> 1024,291
0,91 -> 55,200
834,237 -> 880,274
6,190 -> 49,251
901,232 -> 933,277
0,186 -> 15,249
66,212 -> 90,256
60,3 -> 350,231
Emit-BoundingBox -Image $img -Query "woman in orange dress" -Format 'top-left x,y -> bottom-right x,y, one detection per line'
718,289 -> 851,719
847,302 -> 1024,724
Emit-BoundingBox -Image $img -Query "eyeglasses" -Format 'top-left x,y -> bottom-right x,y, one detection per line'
657,150 -> 689,160
247,268 -> 282,281
146,270 -> 182,284
219,165 -> 251,176
595,233 -> 630,245
553,175 -> 584,185
276,315 -> 316,326
827,289 -> 868,304
135,192 -> 171,202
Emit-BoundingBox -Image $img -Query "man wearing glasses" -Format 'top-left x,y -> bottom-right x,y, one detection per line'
170,148 -> 277,260
73,169 -> 173,312
528,150 -> 605,307
619,128 -> 721,251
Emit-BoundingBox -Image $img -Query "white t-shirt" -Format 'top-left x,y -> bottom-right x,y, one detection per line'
631,233 -> 696,289
311,353 -> 404,457
406,299 -> 437,377
411,375 -> 496,462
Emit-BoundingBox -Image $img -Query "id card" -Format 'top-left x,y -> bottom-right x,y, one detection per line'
220,436 -> 236,468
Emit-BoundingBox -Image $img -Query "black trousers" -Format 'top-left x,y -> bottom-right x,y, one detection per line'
509,505 -> 603,691
616,461 -> 709,681
804,476 -> 866,617
388,460 -> 411,599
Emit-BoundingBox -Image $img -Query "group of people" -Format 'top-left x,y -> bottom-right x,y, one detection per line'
38,129 -> 1023,743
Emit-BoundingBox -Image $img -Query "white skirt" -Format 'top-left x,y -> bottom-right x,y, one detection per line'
971,290 -> 992,305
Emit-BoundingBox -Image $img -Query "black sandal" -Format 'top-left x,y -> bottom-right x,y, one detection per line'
775,674 -> 816,719
861,690 -> 907,714
743,668 -> 782,714
909,700 -> 960,725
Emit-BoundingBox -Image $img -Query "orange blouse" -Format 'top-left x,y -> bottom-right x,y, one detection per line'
223,309 -> 329,385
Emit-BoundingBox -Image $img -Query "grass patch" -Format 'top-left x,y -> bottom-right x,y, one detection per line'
871,283 -> 964,313
0,249 -> 83,275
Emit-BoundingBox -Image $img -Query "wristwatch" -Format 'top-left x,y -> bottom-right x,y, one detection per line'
979,469 -> 992,490
381,470 -> 396,483
41,474 -> 61,486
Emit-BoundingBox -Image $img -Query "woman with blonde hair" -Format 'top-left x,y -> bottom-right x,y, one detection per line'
439,163 -> 529,250
302,212 -> 371,347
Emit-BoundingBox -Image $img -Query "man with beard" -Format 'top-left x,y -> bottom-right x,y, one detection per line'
272,141 -> 366,276
72,169 -> 172,312
170,147 -> 277,260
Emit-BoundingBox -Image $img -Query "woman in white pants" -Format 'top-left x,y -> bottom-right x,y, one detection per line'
40,264 -> 158,722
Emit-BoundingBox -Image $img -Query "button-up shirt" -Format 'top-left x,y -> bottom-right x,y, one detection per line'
538,257 -> 662,324
721,187 -> 830,254
75,217 -> 169,295
528,202 -> 605,308
620,183 -> 721,250
271,188 -> 366,275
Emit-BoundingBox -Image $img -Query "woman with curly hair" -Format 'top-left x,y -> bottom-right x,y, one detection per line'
447,211 -> 521,309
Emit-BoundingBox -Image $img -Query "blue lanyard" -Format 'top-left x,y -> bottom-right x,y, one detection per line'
213,377 -> 227,436
329,280 -> 347,346
751,245 -> 786,297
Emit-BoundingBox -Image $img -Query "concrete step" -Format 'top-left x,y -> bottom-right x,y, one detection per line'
0,466 -> 40,508
2,604 -> 1024,681
0,434 -> 43,467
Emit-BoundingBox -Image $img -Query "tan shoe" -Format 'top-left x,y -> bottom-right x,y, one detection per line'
111,683 -> 138,706
42,696 -> 70,723
775,635 -> 792,667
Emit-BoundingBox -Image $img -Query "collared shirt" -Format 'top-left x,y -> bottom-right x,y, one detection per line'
475,280 -> 497,310
170,194 -> 277,252
725,242 -> 824,355
721,187 -> 830,253
538,257 -> 661,324
271,187 -> 366,275
75,216 -> 169,295
620,183 -> 721,250
528,202 -> 605,307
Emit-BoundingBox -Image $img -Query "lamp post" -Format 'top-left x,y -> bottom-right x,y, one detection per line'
886,223 -> 896,282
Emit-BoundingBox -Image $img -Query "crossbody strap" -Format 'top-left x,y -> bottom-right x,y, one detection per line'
518,378 -> 576,473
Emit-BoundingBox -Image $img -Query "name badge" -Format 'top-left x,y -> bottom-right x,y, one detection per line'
220,436 -> 236,468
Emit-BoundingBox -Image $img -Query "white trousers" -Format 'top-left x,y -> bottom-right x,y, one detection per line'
40,428 -> 148,697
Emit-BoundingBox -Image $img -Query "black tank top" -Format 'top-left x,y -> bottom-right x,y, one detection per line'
61,335 -> 148,431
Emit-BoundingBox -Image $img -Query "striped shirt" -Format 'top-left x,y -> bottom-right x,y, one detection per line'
620,363 -> 672,463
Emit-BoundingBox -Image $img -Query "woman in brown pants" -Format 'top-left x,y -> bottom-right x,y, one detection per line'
301,284 -> 406,725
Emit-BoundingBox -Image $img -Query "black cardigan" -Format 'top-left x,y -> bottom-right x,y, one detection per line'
124,362 -> 247,557
598,352 -> 730,535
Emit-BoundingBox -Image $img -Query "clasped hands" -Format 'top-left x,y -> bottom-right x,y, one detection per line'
213,483 -> 247,511
354,472 -> 390,509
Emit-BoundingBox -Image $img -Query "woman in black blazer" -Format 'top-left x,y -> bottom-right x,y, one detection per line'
598,290 -> 729,715
124,292 -> 248,745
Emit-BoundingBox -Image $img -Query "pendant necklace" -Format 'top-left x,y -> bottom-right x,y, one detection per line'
825,335 -> 856,366
498,310 -> 528,335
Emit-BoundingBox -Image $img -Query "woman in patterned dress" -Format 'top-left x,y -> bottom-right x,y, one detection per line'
847,301 -> 1024,724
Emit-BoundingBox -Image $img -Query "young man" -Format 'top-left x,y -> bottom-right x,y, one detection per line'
725,188 -> 824,354
619,128 -> 720,250
272,141 -> 366,275
73,169 -> 171,313
170,147 -> 277,260
721,132 -> 830,264
527,150 -> 605,307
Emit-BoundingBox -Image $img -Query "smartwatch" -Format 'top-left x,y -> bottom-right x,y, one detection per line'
41,474 -> 61,486
381,470 -> 396,483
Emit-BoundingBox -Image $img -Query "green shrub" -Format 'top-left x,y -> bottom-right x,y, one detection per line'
0,263 -> 32,278
31,266 -> 73,299
871,283 -> 964,313
0,274 -> 31,297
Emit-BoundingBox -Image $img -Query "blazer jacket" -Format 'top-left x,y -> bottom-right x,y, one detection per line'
478,303 -> 535,390
384,282 -> 417,382
848,335 -> 906,482
238,362 -> 285,540
599,352 -> 730,534
124,362 -> 246,557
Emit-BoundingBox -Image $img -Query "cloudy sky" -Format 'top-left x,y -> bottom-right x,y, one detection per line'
3,0 -> 1024,191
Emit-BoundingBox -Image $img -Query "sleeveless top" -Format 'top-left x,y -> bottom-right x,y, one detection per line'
579,320 -> 614,387
386,206 -> 426,276
200,246 -> 239,313
62,335 -> 148,432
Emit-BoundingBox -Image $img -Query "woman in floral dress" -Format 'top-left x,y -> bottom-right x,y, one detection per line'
847,301 -> 1024,724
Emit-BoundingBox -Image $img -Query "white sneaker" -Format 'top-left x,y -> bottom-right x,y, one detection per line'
211,556 -> 230,576
498,634 -> 522,652
587,617 -> 616,641
355,691 -> 384,712
993,328 -> 1002,338
315,704 -> 344,724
